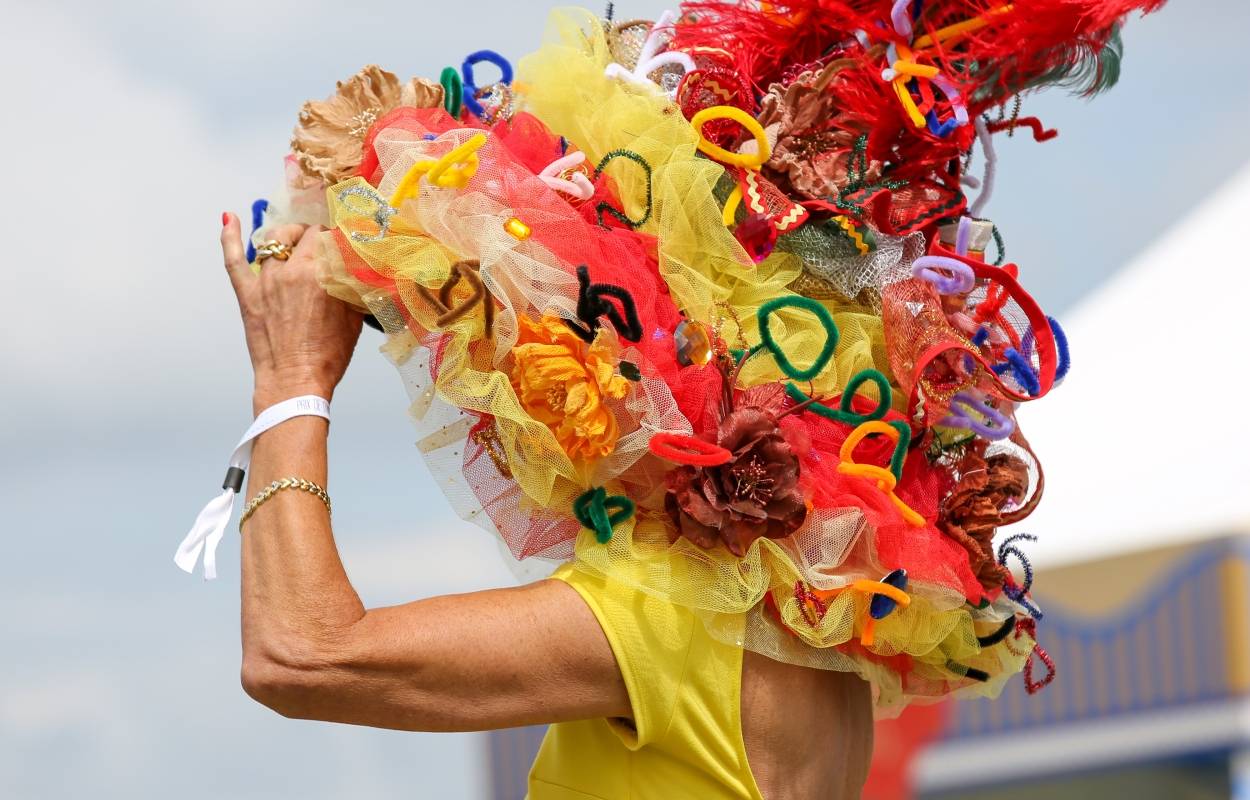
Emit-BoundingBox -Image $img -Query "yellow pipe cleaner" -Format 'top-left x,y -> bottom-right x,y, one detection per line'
390,133 -> 488,207
890,43 -> 928,129
691,105 -> 771,170
837,421 -> 926,527
913,4 -> 1016,50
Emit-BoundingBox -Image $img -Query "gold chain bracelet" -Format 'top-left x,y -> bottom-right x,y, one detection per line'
239,477 -> 332,531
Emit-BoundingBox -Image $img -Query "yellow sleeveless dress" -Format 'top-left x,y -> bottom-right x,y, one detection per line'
528,564 -> 765,799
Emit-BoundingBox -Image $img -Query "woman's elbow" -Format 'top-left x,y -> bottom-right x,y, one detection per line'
240,639 -> 334,719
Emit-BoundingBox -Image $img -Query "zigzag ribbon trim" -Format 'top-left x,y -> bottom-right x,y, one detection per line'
743,171 -> 808,232
833,215 -> 871,254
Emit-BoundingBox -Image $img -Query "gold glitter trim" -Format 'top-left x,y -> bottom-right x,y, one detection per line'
470,422 -> 512,479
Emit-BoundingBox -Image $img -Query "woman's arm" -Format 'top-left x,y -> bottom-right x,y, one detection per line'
221,215 -> 630,732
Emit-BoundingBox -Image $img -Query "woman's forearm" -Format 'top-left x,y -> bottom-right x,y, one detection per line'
233,409 -> 631,730
217,220 -> 628,730
238,409 -> 366,707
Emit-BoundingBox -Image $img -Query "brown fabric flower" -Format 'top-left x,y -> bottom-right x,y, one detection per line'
937,449 -> 1032,591
291,65 -> 444,187
665,405 -> 808,557
757,60 -> 883,200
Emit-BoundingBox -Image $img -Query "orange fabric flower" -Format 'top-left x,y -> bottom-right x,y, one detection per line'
290,65 -> 444,187
510,314 -> 630,462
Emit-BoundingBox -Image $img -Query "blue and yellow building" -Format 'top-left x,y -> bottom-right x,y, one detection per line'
916,533 -> 1250,799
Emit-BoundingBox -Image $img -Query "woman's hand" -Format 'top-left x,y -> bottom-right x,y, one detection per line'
220,214 -> 363,412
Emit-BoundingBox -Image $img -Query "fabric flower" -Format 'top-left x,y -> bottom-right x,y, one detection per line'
665,403 -> 808,557
938,448 -> 1031,591
291,65 -> 444,187
757,60 -> 882,200
510,314 -> 631,462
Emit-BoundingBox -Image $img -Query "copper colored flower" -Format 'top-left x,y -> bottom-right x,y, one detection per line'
291,65 -> 444,187
757,60 -> 882,200
938,449 -> 1031,591
665,406 -> 807,557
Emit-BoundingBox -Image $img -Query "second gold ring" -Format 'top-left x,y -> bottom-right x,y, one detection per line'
254,240 -> 293,264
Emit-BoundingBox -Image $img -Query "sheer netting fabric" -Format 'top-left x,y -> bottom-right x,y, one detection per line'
264,0 -> 1162,713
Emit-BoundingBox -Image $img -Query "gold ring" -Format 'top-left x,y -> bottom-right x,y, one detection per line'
254,240 -> 293,264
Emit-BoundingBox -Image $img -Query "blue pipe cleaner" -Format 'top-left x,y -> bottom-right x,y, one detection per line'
461,50 -> 513,118
1049,316 -> 1072,382
992,348 -> 1041,396
246,199 -> 268,263
1017,316 -> 1070,384
998,533 -> 1044,620
998,533 -> 1036,593
972,327 -> 990,348
926,108 -> 957,138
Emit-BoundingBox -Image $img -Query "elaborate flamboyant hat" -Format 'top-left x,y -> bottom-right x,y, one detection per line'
249,0 -> 1160,712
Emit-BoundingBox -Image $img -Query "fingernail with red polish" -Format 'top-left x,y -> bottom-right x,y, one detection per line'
222,212 -> 231,227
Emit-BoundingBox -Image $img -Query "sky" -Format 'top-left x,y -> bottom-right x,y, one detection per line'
1013,159 -> 1250,568
1,1 -> 1246,798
